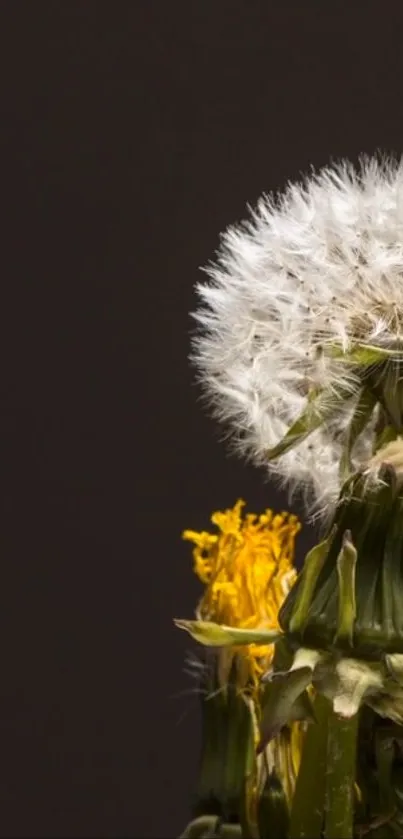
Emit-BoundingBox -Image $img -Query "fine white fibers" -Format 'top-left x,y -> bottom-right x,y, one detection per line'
192,155 -> 403,522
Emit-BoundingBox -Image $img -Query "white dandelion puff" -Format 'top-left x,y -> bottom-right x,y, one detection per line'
192,155 -> 403,522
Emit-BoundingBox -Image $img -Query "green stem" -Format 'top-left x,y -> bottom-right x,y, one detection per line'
289,693 -> 330,839
324,710 -> 359,839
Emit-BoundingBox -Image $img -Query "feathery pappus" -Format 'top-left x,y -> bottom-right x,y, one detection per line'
193,155 -> 403,521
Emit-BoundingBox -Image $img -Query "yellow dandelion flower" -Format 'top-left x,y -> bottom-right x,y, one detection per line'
183,499 -> 300,694
182,500 -> 305,817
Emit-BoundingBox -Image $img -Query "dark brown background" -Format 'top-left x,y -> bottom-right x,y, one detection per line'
0,2 -> 402,837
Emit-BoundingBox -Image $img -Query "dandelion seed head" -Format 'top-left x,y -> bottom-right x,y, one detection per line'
193,154 -> 403,520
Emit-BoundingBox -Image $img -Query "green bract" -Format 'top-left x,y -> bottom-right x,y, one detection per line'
280,469 -> 403,656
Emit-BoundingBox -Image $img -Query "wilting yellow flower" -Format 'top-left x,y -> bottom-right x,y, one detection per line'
183,500 -> 303,810
183,499 -> 300,692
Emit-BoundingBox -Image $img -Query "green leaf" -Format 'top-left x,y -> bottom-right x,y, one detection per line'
174,619 -> 282,647
265,384 -> 356,462
339,387 -> 378,483
326,342 -> 403,366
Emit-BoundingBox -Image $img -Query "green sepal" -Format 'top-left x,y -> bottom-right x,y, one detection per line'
334,529 -> 357,647
288,525 -> 337,635
257,667 -> 313,752
281,468 -> 403,655
192,680 -> 226,819
265,382 -> 357,461
192,658 -> 256,826
288,686 -> 317,725
326,342 -> 403,365
339,386 -> 378,483
174,620 -> 282,647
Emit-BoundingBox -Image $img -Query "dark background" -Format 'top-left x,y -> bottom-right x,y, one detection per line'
0,2 -> 402,836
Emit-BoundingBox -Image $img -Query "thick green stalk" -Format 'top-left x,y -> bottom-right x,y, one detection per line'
289,693 -> 330,838
324,710 -> 359,839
